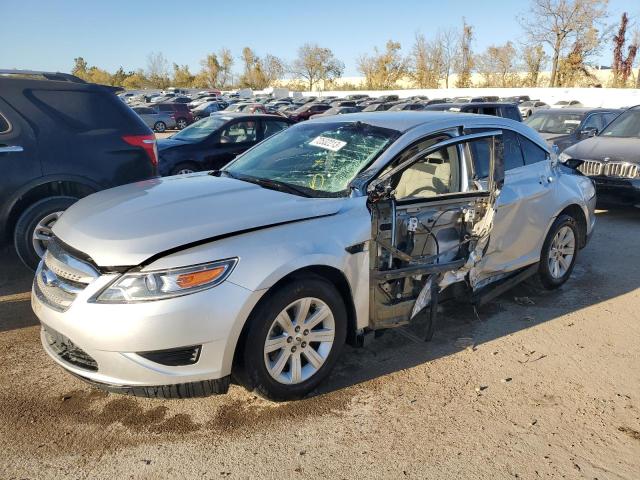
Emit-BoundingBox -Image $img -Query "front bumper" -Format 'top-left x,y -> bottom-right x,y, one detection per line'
32,272 -> 264,396
593,177 -> 640,203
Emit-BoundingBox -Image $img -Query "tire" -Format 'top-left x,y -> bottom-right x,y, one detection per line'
170,162 -> 199,175
14,196 -> 78,271
537,214 -> 578,290
237,275 -> 347,401
176,118 -> 188,129
153,121 -> 166,133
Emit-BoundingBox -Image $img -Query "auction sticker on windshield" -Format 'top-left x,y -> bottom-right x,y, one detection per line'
309,136 -> 347,152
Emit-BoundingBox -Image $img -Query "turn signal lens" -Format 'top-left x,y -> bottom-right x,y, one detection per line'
176,267 -> 226,289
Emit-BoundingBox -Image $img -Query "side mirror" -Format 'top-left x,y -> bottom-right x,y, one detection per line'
580,127 -> 598,138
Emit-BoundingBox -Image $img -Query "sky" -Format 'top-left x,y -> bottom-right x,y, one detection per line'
1,0 -> 639,77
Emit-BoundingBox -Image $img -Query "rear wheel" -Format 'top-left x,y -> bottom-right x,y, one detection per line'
237,276 -> 347,401
176,118 -> 188,129
537,214 -> 578,290
14,196 -> 78,270
170,162 -> 199,175
153,121 -> 166,132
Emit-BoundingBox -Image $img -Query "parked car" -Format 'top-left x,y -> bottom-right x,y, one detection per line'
287,103 -> 332,122
500,95 -> 531,104
362,103 -> 393,112
518,100 -> 550,118
132,106 -> 177,132
166,96 -> 192,104
188,96 -> 219,110
154,103 -> 194,129
329,100 -> 357,108
525,108 -> 622,152
0,70 -> 158,270
156,113 -> 293,175
308,106 -> 360,119
552,100 -> 584,109
345,94 -> 369,101
33,111 -> 595,401
424,102 -> 522,121
559,106 -> 640,204
360,95 -> 400,107
387,102 -> 426,111
423,98 -> 452,105
192,102 -> 226,120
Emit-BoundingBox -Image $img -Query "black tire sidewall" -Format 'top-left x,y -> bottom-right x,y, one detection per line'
14,196 -> 78,271
241,276 -> 347,401
538,214 -> 578,290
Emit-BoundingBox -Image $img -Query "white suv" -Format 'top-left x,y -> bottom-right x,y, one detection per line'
32,112 -> 596,401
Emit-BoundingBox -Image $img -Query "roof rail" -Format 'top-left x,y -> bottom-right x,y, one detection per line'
0,70 -> 86,83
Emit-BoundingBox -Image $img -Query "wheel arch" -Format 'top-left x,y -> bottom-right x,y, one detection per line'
2,176 -> 100,243
556,203 -> 588,249
230,264 -> 359,377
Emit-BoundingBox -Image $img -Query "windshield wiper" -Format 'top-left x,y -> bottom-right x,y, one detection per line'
211,171 -> 312,197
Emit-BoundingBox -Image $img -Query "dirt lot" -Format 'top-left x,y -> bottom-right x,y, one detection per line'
0,207 -> 639,479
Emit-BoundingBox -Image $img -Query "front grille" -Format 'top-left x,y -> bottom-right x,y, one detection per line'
43,325 -> 98,371
577,160 -> 639,179
577,160 -> 603,176
33,239 -> 99,312
138,345 -> 202,366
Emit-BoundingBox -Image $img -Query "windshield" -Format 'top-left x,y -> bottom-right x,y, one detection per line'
525,112 -> 583,134
520,101 -> 534,107
224,122 -> 398,197
170,116 -> 229,142
600,110 -> 640,138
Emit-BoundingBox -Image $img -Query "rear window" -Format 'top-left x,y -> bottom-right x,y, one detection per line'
30,89 -> 128,130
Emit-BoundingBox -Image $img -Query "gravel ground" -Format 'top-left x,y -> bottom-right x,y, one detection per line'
0,207 -> 639,479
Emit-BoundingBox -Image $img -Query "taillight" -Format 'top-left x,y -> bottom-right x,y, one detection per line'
123,134 -> 158,167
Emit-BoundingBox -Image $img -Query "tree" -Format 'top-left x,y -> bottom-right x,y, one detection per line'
438,29 -> 458,88
239,47 -> 260,88
521,44 -> 548,86
410,33 -> 442,88
146,52 -> 171,89
290,43 -> 344,91
219,47 -> 234,88
71,57 -> 89,80
357,40 -> 408,89
200,53 -> 221,88
121,70 -> 148,89
611,12 -> 638,87
172,64 -> 194,87
261,54 -> 286,87
110,66 -> 129,87
86,66 -> 111,85
455,20 -> 474,87
519,0 -> 609,87
476,41 -> 518,87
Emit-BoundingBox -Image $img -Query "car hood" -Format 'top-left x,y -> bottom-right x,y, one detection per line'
52,174 -> 344,267
537,132 -> 570,142
564,136 -> 640,163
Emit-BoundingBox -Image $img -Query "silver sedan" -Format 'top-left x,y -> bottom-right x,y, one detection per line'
132,106 -> 177,132
32,112 -> 596,401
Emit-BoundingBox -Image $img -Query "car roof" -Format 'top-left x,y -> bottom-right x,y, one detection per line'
308,111 -> 540,141
531,107 -> 621,115
213,112 -> 291,121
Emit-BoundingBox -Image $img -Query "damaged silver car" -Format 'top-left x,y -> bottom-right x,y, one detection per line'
32,112 -> 596,401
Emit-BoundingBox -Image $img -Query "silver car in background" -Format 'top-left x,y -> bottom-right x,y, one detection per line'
131,106 -> 176,132
31,112 -> 596,401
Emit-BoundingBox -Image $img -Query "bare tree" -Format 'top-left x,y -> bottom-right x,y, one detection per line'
612,13 -> 639,87
476,42 -> 519,87
410,33 -> 443,88
439,29 -> 458,88
455,20 -> 474,87
218,47 -> 234,88
521,44 -> 548,86
519,0 -> 609,87
261,54 -> 286,87
146,52 -> 171,89
199,53 -> 221,88
290,43 -> 344,91
357,40 -> 408,89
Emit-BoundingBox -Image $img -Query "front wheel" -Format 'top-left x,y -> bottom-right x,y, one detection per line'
153,121 -> 166,132
14,196 -> 78,270
237,276 -> 347,401
537,214 -> 578,290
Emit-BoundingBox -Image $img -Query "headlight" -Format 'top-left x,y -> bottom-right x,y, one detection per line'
93,258 -> 237,303
558,152 -> 571,163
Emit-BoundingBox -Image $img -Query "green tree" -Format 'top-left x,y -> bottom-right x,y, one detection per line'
71,57 -> 89,80
172,63 -> 194,87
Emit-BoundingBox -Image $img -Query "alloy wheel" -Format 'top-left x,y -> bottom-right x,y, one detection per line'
263,297 -> 335,385
32,211 -> 63,257
177,119 -> 187,129
548,225 -> 575,279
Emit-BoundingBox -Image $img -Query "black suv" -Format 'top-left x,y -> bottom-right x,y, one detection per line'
424,102 -> 523,122
0,70 -> 158,270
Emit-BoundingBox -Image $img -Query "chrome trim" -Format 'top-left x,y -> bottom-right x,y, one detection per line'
45,240 -> 99,283
0,145 -> 23,153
